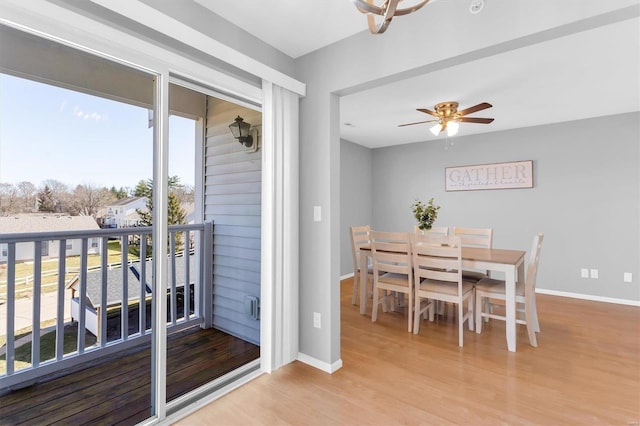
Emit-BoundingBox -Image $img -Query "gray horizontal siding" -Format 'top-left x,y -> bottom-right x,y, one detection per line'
205,97 -> 261,345
206,170 -> 261,184
214,225 -> 260,239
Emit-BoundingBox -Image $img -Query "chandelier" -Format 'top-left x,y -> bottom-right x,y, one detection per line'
351,0 -> 431,34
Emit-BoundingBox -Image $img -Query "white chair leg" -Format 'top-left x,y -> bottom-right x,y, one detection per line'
467,293 -> 474,331
524,296 -> 538,347
458,302 -> 464,347
372,287 -> 379,323
483,297 -> 491,323
413,294 -> 421,334
407,291 -> 413,333
531,295 -> 541,332
475,292 -> 483,334
351,272 -> 359,305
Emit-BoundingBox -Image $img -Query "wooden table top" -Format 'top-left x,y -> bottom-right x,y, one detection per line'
461,247 -> 525,265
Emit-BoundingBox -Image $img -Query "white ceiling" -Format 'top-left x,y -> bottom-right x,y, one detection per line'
195,0 -> 640,149
194,0 -> 370,59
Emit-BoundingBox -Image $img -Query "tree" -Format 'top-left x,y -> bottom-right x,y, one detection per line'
134,176 -> 187,254
16,181 -> 37,212
0,183 -> 18,214
133,179 -> 150,198
39,179 -> 70,213
109,186 -> 129,200
72,184 -> 115,218
38,185 -> 56,212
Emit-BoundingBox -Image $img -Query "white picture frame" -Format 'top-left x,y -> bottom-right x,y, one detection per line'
445,160 -> 534,191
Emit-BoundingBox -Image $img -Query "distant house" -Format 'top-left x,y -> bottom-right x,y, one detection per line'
101,197 -> 147,228
0,214 -> 102,263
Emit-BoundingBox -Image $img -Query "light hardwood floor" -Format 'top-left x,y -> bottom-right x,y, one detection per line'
177,278 -> 640,425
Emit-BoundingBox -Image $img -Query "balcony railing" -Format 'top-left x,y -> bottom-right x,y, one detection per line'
0,222 -> 213,390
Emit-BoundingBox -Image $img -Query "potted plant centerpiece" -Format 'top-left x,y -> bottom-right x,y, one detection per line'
411,197 -> 441,231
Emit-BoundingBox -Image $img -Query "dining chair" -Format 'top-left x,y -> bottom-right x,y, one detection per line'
411,233 -> 475,346
350,225 -> 373,305
414,225 -> 449,236
414,225 -> 449,316
371,231 -> 413,332
453,226 -> 493,281
474,233 -> 544,347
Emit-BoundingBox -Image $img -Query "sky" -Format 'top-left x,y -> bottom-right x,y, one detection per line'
0,73 -> 196,190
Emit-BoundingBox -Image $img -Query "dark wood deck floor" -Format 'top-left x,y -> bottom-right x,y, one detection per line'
0,327 -> 260,425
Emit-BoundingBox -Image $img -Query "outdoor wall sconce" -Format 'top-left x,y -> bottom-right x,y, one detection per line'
229,115 -> 253,147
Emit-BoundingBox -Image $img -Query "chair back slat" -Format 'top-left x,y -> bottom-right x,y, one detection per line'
371,231 -> 411,275
411,234 -> 462,285
414,226 -> 449,236
452,227 -> 493,248
350,225 -> 371,272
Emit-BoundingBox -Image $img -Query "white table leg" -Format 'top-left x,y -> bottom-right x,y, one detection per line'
505,265 -> 517,352
360,251 -> 369,315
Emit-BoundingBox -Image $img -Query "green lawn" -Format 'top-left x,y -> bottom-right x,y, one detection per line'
0,323 -> 97,374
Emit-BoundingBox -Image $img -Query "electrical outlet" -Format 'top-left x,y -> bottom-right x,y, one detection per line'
313,312 -> 321,329
580,268 -> 589,278
590,269 -> 599,279
624,272 -> 633,283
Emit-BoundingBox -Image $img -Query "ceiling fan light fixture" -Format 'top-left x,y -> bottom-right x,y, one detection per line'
447,121 -> 459,136
430,122 -> 442,136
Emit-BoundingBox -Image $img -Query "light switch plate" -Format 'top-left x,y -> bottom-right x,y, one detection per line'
590,269 -> 599,279
313,206 -> 321,222
580,268 -> 589,278
624,272 -> 633,283
313,312 -> 321,328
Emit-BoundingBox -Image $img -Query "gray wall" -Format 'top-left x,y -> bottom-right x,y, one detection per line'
340,112 -> 639,302
205,98 -> 262,344
340,139 -> 373,277
296,2 -> 637,367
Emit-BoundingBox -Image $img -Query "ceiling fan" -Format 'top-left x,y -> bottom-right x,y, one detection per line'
399,101 -> 494,136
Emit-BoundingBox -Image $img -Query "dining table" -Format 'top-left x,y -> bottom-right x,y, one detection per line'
359,244 -> 526,352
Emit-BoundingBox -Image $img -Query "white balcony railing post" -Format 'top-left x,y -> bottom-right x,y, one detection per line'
202,221 -> 213,329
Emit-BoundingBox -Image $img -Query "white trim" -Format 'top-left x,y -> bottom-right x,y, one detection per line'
0,0 -> 262,104
151,68 -> 170,420
340,272 -> 355,280
260,82 -> 300,371
536,288 -> 640,307
297,353 -> 343,374
90,0 -> 306,97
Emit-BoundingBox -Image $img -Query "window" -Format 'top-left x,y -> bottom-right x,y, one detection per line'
91,239 -> 99,248
1,245 -> 7,257
41,241 -> 49,257
66,242 -> 73,250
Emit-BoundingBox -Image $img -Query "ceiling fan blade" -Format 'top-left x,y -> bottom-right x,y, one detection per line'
457,102 -> 492,116
398,119 -> 438,127
417,108 -> 440,118
458,117 -> 494,124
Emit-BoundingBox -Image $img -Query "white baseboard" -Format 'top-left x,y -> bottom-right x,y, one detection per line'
340,272 -> 354,281
297,352 -> 343,374
536,288 -> 640,307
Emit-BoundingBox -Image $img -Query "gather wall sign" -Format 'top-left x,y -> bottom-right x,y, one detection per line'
445,160 -> 534,191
